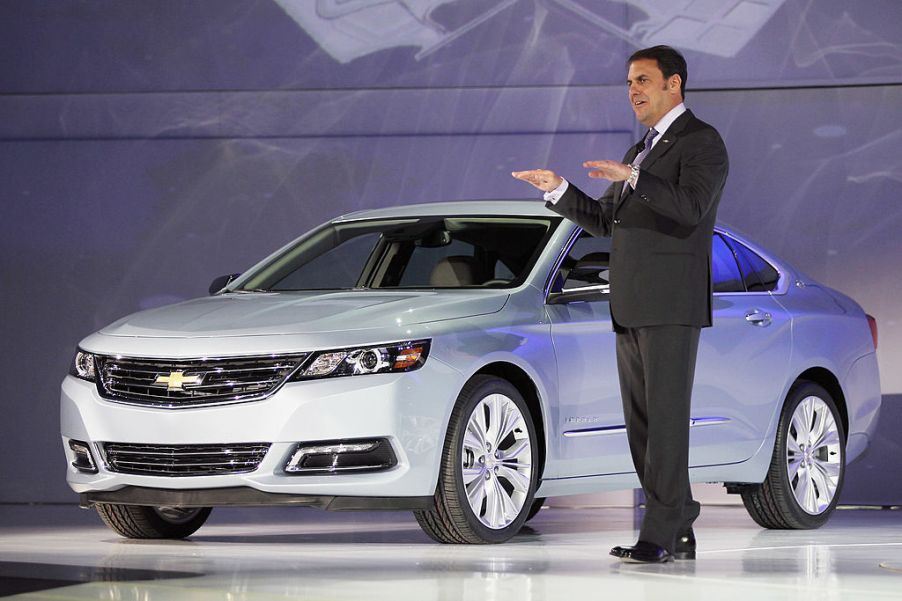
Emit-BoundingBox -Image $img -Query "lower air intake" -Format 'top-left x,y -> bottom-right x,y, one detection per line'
102,442 -> 271,477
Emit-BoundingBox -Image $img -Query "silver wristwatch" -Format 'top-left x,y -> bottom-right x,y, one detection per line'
628,164 -> 641,188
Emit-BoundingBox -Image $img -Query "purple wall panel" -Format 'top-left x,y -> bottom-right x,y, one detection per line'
0,87 -> 634,140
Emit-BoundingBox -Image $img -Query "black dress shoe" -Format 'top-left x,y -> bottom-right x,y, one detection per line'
674,529 -> 696,560
611,541 -> 673,564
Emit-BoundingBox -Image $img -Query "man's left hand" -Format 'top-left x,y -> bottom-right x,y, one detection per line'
583,160 -> 632,182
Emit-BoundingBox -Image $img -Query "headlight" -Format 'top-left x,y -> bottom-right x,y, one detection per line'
69,349 -> 97,382
291,340 -> 430,381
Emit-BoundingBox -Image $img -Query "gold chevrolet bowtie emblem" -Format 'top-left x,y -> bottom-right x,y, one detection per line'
154,371 -> 202,391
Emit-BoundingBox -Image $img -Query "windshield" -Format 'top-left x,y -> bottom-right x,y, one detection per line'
233,216 -> 560,291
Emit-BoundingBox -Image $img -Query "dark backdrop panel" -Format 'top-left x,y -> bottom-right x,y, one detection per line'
2,0 -> 901,93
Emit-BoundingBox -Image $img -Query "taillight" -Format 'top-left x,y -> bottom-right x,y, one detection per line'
866,314 -> 878,350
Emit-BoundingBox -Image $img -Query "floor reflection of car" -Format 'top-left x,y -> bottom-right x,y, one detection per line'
62,201 -> 881,543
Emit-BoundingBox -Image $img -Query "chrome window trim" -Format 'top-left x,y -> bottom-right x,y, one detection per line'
542,224 -> 584,301
715,229 -> 789,296
561,283 -> 610,295
544,226 -> 789,303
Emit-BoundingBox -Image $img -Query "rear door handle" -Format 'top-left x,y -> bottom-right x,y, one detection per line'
745,309 -> 772,327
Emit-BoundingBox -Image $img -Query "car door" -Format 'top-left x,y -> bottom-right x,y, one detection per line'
546,229 -> 793,478
688,233 -> 792,467
545,231 -> 634,478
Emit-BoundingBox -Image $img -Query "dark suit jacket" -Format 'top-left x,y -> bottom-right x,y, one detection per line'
548,109 -> 729,329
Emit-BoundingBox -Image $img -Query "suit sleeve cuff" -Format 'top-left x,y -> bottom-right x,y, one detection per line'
543,179 -> 570,204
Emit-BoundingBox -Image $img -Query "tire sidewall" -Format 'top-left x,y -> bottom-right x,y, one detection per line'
446,376 -> 539,543
775,382 -> 846,528
147,505 -> 212,537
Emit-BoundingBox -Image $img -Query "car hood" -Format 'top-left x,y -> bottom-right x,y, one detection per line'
99,290 -> 510,338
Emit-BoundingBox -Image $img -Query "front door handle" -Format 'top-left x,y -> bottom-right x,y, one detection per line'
745,309 -> 772,327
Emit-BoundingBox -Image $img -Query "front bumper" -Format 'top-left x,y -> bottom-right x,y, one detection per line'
61,355 -> 462,501
79,486 -> 433,510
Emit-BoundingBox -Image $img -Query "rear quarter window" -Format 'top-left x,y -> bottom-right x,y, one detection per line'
727,237 -> 780,292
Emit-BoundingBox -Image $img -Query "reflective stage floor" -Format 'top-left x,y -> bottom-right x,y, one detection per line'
0,504 -> 900,600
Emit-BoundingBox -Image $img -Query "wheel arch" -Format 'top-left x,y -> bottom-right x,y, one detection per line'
794,367 -> 849,442
473,361 -> 547,484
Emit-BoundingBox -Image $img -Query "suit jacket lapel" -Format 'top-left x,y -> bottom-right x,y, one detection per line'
640,109 -> 692,170
614,110 -> 695,214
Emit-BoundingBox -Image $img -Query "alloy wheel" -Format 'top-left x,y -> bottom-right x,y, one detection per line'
786,395 -> 842,515
154,506 -> 207,524
461,393 -> 533,529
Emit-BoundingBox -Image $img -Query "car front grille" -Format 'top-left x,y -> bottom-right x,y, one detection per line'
101,442 -> 271,477
97,354 -> 308,408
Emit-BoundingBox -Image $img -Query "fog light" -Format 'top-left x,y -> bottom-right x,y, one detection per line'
284,438 -> 397,474
69,440 -> 98,474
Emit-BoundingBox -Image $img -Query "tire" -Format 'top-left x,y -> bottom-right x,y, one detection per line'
741,381 -> 845,529
95,504 -> 212,539
525,497 -> 546,522
415,375 -> 539,544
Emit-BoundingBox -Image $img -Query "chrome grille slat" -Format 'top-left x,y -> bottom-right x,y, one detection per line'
97,353 -> 307,408
102,442 -> 270,476
183,379 -> 282,390
108,364 -> 296,375
115,460 -> 261,468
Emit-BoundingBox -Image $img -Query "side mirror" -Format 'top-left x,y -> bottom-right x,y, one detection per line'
209,273 -> 241,295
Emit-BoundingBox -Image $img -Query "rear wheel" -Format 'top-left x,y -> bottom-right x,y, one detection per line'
741,381 -> 845,529
415,375 -> 539,543
95,504 -> 212,539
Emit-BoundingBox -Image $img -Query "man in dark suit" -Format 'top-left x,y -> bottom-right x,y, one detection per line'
513,45 -> 728,563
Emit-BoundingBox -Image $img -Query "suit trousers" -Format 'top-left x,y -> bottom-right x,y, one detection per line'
615,324 -> 702,552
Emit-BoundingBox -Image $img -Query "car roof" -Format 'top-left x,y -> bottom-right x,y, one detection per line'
337,200 -> 741,235
332,200 -> 800,283
334,200 -> 558,221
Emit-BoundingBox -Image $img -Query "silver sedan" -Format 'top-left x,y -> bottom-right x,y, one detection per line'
62,201 -> 881,543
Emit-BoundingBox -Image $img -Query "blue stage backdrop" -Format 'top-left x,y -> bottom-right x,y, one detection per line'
1,0 -> 900,504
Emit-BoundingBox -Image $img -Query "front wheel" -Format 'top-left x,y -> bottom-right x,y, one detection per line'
95,504 -> 212,539
741,381 -> 845,529
525,497 -> 546,522
415,375 -> 539,543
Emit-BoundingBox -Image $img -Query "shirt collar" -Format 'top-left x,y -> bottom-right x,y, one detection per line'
650,103 -> 686,143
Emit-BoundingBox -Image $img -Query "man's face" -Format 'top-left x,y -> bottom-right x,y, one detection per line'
627,58 -> 682,128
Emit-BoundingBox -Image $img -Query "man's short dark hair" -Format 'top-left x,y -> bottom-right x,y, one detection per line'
628,45 -> 687,99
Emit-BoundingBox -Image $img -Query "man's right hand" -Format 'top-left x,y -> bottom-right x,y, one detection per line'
511,169 -> 563,193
